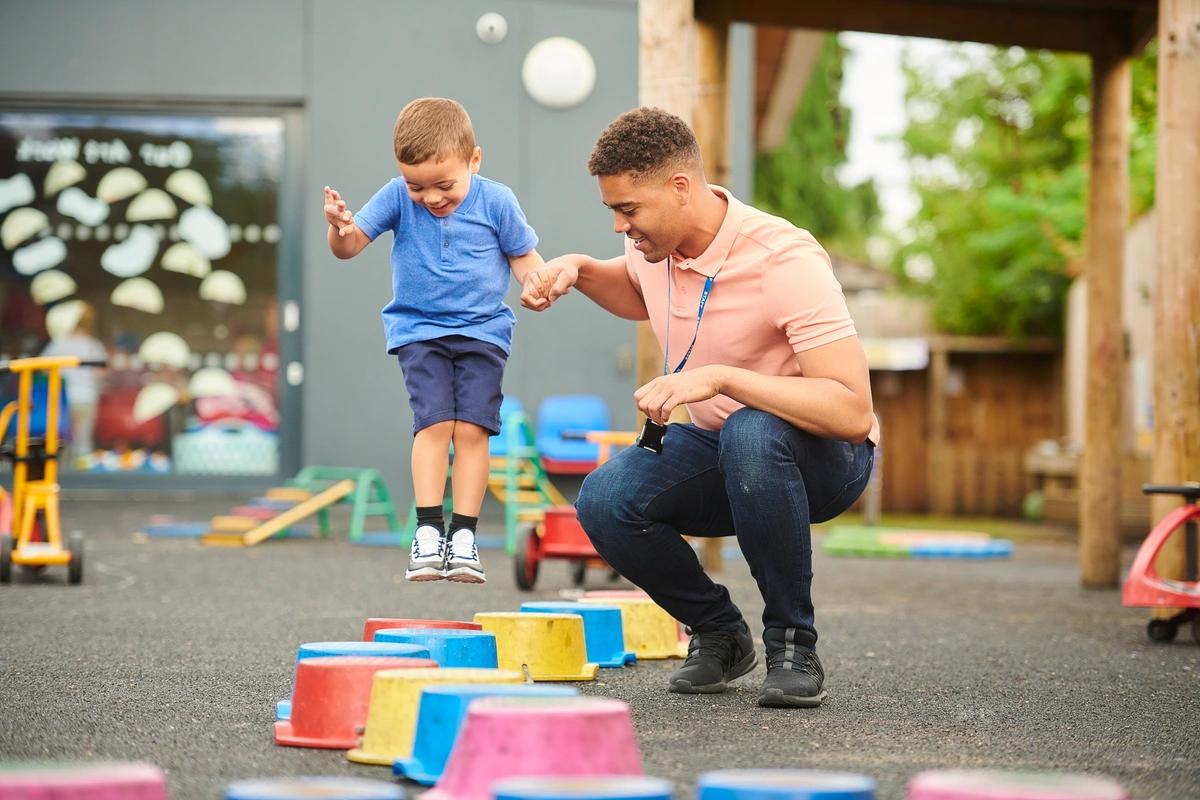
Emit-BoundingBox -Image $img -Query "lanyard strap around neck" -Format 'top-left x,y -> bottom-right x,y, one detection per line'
663,260 -> 716,375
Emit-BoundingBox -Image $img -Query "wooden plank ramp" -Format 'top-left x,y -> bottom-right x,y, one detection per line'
201,480 -> 355,547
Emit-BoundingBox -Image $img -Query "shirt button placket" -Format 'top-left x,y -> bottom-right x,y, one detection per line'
441,218 -> 450,263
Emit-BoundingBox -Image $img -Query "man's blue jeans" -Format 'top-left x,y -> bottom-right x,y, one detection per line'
575,407 -> 874,647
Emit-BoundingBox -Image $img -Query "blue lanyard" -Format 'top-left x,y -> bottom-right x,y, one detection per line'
663,264 -> 716,375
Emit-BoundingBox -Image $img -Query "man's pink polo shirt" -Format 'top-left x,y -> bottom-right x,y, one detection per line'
625,185 -> 880,445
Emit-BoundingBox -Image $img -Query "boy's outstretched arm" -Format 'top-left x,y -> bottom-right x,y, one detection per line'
324,186 -> 371,259
507,249 -> 545,285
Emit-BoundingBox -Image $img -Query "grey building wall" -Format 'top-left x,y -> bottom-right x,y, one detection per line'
0,0 -> 642,501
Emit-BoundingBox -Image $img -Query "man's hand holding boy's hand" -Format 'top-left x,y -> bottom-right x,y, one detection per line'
520,257 -> 580,311
323,186 -> 358,237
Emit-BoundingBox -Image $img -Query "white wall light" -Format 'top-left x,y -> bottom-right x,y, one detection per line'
477,13 -> 508,44
522,37 -> 596,110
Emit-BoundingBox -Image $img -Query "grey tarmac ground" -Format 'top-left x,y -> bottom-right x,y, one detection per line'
1,496 -> 1197,799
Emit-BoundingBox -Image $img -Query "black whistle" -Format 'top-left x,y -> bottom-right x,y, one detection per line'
635,420 -> 667,455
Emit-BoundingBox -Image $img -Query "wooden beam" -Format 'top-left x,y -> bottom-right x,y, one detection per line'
724,0 -> 1128,54
758,30 -> 826,151
1150,0 -> 1200,588
637,0 -> 696,400
695,1 -> 732,186
927,347 -> 952,515
1080,32 -> 1131,588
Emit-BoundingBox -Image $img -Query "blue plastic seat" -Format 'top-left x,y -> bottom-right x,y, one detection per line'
489,395 -> 526,457
535,394 -> 610,472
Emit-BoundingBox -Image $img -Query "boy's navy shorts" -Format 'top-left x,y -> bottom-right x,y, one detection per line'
394,334 -> 507,436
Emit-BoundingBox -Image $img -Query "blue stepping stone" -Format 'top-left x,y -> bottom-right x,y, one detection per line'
393,684 -> 578,786
698,770 -> 876,800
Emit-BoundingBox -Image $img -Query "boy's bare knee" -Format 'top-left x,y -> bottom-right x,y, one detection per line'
452,422 -> 490,444
418,420 -> 456,441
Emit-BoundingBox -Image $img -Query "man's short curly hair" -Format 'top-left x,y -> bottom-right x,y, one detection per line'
588,107 -> 702,181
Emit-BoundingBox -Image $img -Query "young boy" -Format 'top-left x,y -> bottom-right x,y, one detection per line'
323,97 -> 543,584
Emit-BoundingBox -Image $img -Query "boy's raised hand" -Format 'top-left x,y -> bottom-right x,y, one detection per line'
323,186 -> 358,237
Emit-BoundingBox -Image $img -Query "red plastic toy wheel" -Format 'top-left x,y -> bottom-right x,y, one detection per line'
514,524 -> 541,591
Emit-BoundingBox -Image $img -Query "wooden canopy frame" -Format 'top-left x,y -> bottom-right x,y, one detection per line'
637,0 -> 1198,586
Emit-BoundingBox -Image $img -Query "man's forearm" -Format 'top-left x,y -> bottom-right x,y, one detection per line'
574,255 -> 649,321
715,366 -> 874,443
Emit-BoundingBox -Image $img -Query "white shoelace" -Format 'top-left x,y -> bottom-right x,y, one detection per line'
449,529 -> 479,562
412,526 -> 444,560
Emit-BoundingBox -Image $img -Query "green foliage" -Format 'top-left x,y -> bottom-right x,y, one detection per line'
754,34 -> 881,262
896,43 -> 1158,338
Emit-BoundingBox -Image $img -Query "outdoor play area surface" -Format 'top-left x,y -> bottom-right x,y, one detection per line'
1,496 -> 1197,800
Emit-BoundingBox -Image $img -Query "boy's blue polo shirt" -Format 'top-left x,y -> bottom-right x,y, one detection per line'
354,174 -> 537,355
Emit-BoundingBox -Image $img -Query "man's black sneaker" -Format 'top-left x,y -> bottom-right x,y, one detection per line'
758,627 -> 826,707
668,622 -> 757,694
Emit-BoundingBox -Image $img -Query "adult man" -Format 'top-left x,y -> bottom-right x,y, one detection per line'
521,107 -> 878,708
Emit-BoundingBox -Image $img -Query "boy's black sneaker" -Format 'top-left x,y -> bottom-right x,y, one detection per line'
668,621 -> 757,694
758,627 -> 826,708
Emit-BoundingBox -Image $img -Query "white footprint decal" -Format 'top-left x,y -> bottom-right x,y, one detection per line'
13,237 -> 67,276
139,331 -> 191,369
45,160 -> 86,197
97,166 -> 148,203
127,188 -> 178,221
30,270 -> 77,305
101,224 -> 160,277
179,206 -> 231,260
1,207 -> 49,249
165,169 -> 212,207
199,270 -> 246,305
57,187 -> 110,226
162,242 -> 211,278
0,174 -> 35,214
111,277 -> 164,314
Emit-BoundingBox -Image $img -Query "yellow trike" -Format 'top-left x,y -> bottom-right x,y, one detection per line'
0,355 -> 103,585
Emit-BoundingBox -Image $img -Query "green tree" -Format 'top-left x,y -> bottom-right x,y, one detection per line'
755,34 -> 881,262
896,43 -> 1158,338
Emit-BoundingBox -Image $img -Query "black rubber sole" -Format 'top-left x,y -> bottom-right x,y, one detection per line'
757,687 -> 827,708
667,651 -> 758,694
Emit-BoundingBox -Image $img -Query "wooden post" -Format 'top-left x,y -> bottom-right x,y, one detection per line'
1080,32 -> 1130,588
693,1 -> 731,573
636,0 -> 695,402
927,344 -> 952,515
1151,0 -> 1200,585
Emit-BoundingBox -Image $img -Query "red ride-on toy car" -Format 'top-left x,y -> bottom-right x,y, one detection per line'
513,431 -> 636,591
1122,482 -> 1200,643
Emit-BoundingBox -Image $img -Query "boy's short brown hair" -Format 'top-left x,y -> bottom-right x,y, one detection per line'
587,106 -> 702,181
393,97 -> 476,165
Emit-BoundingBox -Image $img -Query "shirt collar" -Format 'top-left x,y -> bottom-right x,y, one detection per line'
670,185 -> 744,278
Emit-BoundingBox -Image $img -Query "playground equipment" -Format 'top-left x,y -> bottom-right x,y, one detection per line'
514,430 -> 636,591
393,684 -> 579,785
200,465 -> 400,547
275,641 -> 433,722
362,617 -> 481,641
225,777 -> 402,800
1122,482 -> 1200,644
492,777 -> 674,800
823,526 -> 1013,559
373,628 -> 500,669
907,769 -> 1127,800
422,696 -> 643,800
521,601 -> 637,668
274,656 -> 428,750
698,770 -> 877,800
347,667 -> 523,766
0,763 -> 168,799
474,612 -> 599,681
0,355 -> 105,585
